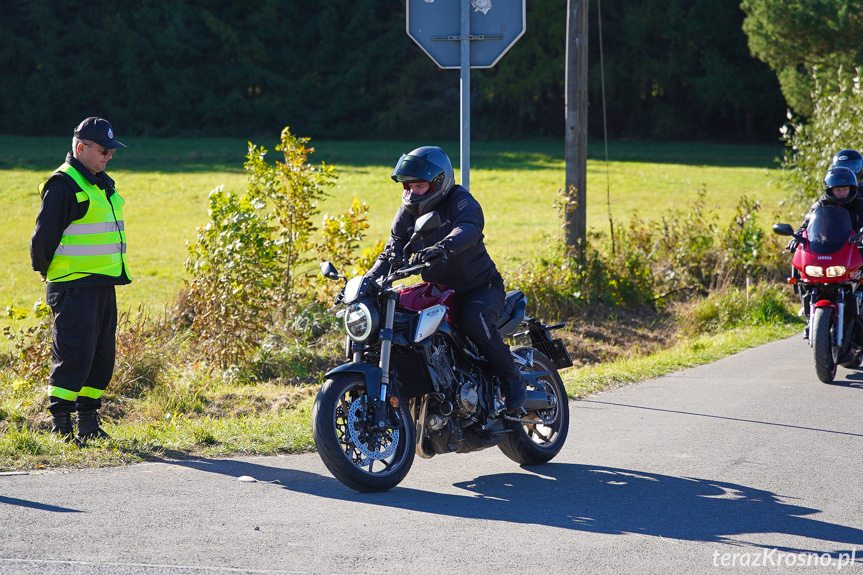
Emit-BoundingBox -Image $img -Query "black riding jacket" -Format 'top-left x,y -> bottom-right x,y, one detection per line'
796,192 -> 863,236
365,186 -> 502,294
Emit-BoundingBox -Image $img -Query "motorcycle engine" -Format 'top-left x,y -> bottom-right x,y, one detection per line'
429,342 -> 457,392
456,380 -> 479,416
420,339 -> 501,455
429,339 -> 479,415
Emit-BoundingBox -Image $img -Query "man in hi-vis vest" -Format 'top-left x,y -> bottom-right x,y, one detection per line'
30,117 -> 130,444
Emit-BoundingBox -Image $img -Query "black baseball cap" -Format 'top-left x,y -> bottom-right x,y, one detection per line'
74,117 -> 126,149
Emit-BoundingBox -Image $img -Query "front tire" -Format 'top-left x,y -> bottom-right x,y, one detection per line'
312,374 -> 415,492
812,307 -> 838,383
499,348 -> 569,465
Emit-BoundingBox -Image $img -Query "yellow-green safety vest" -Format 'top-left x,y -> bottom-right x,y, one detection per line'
45,163 -> 130,282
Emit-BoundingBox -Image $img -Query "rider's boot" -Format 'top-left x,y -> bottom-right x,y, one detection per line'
502,375 -> 527,413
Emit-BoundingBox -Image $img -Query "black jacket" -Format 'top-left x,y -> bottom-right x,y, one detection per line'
796,193 -> 863,236
365,186 -> 502,294
29,153 -> 131,287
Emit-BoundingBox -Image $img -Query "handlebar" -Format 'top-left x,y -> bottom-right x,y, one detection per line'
328,259 -> 436,312
386,261 -> 430,283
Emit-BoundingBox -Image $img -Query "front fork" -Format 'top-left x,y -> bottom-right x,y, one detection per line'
808,286 -> 859,348
370,292 -> 399,430
377,292 -> 397,403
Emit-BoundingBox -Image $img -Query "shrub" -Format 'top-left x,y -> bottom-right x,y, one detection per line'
184,184 -> 283,367
677,284 -> 800,337
780,67 -> 863,208
183,127 -> 375,368
2,299 -> 52,381
511,189 -> 789,320
110,306 -> 187,399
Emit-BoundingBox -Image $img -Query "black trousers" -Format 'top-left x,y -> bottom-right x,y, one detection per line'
46,284 -> 117,415
455,279 -> 520,383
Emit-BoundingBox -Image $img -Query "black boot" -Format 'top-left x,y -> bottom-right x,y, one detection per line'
502,375 -> 527,413
50,411 -> 75,442
76,410 -> 110,442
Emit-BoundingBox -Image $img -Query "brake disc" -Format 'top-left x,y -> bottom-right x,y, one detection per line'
347,396 -> 399,462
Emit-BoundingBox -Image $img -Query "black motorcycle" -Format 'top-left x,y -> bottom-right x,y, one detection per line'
312,212 -> 573,492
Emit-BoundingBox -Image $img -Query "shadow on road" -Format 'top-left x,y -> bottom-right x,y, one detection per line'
827,371 -> 863,389
0,495 -> 81,513
168,458 -> 863,558
582,400 -> 863,437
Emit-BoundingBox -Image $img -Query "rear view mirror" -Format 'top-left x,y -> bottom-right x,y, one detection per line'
320,261 -> 340,279
413,212 -> 441,240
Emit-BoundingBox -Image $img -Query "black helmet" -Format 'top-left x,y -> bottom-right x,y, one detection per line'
831,149 -> 863,179
392,146 -> 455,217
823,166 -> 858,205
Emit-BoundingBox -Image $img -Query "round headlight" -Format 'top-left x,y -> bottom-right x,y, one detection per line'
344,302 -> 378,342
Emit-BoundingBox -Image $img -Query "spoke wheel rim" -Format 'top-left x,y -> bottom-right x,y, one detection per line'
333,383 -> 404,476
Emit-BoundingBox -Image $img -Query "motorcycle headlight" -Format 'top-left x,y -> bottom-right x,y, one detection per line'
804,265 -> 824,278
344,301 -> 378,343
826,266 -> 847,277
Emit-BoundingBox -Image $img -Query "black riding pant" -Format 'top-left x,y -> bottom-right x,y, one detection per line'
455,279 -> 519,383
46,284 -> 117,415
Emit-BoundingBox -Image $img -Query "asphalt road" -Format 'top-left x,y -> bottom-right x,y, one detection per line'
2,336 -> 863,574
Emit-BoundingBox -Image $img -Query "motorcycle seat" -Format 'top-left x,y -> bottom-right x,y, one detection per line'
496,290 -> 527,336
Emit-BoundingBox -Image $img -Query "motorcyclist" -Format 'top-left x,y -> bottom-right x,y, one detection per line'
364,146 -> 526,412
791,166 -> 863,244
789,166 -> 862,328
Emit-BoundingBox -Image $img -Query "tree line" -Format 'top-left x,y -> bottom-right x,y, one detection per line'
741,0 -> 863,118
1,0 -> 787,142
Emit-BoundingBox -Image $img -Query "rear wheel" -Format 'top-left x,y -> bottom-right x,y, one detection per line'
812,307 -> 838,383
312,374 -> 415,492
498,348 -> 569,465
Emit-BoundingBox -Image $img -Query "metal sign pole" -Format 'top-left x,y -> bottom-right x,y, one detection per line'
460,0 -> 470,190
406,0 -> 526,190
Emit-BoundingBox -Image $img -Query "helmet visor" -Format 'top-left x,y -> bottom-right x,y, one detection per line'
391,154 -> 443,183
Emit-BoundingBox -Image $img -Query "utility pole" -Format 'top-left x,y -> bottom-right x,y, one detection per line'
564,0 -> 588,253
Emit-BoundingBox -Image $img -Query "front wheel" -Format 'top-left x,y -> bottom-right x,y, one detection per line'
498,348 -> 569,465
312,374 -> 415,492
812,307 -> 838,383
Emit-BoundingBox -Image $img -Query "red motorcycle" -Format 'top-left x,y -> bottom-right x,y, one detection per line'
774,205 -> 863,382
312,212 -> 571,492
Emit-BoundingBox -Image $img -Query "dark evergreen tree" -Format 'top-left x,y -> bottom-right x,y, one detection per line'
741,0 -> 863,116
0,0 -> 785,141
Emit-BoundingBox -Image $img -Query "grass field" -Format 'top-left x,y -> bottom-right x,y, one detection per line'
0,136 -> 802,468
0,136 -> 790,319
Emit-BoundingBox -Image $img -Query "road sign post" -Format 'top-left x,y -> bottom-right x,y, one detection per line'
406,0 -> 526,189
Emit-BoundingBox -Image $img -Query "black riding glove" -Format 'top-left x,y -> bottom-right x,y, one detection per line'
408,243 -> 448,267
786,238 -> 799,252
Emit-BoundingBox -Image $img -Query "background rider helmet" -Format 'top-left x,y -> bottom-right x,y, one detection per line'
823,166 -> 858,205
392,146 -> 455,216
830,149 -> 863,180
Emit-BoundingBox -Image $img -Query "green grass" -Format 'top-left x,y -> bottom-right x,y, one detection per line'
0,136 -> 789,319
0,136 -> 799,470
0,398 -> 316,470
0,322 -> 802,471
